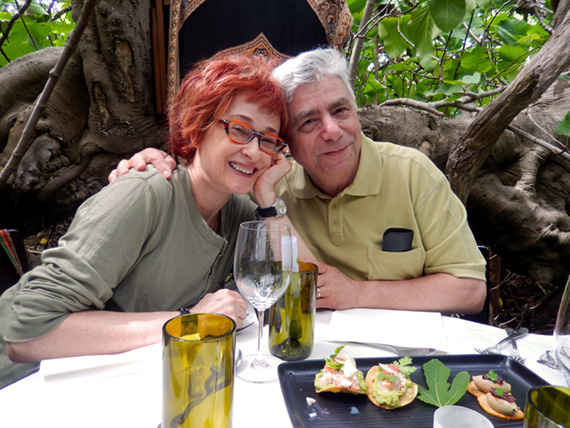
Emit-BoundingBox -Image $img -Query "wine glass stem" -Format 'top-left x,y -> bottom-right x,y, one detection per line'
254,309 -> 267,367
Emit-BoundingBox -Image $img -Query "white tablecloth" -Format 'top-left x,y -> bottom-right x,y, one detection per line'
0,310 -> 566,428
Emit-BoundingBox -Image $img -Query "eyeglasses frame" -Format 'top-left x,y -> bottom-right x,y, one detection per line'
218,119 -> 287,155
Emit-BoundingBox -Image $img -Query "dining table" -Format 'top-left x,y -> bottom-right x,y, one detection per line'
0,308 -> 566,428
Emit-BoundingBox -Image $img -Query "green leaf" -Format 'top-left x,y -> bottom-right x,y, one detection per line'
428,0 -> 466,32
48,22 -> 75,34
496,18 -> 530,46
28,3 -> 48,16
347,0 -> 367,15
324,345 -> 345,370
497,44 -> 528,62
517,33 -> 543,44
476,0 -> 491,8
407,4 -> 438,67
424,82 -> 463,97
364,74 -> 384,92
485,11 -> 510,33
378,17 -> 408,58
459,47 -> 492,73
444,72 -> 481,85
416,359 -> 470,407
556,111 -> 570,137
386,74 -> 405,98
394,356 -> 417,376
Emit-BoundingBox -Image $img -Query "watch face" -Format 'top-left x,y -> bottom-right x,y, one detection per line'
275,198 -> 287,216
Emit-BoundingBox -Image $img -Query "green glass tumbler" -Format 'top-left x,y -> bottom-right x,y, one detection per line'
268,261 -> 317,361
523,385 -> 570,428
162,313 -> 236,428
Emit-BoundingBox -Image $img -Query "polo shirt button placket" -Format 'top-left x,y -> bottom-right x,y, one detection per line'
328,199 -> 344,246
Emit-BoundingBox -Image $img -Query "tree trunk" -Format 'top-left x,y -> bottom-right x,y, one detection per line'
446,3 -> 570,203
0,0 -> 159,233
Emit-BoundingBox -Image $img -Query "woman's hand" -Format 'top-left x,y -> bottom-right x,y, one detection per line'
252,148 -> 292,208
190,289 -> 248,328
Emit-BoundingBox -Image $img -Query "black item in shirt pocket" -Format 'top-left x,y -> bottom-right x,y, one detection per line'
382,228 -> 414,252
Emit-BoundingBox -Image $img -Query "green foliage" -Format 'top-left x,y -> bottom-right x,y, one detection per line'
324,345 -> 346,370
416,358 -> 470,407
485,370 -> 498,381
0,0 -> 73,67
1,0 -> 563,129
347,0 -> 553,114
556,111 -> 570,137
428,0 -> 466,32
391,355 -> 417,376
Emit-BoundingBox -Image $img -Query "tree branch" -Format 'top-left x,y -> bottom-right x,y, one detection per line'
49,6 -> 73,23
0,0 -> 32,51
348,0 -> 376,85
507,124 -> 570,161
379,88 -> 505,115
446,6 -> 570,203
0,0 -> 98,189
378,90 -> 570,161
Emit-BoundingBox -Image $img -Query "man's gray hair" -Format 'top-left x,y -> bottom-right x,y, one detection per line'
272,48 -> 355,104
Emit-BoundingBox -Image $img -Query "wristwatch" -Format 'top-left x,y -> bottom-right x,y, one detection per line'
257,198 -> 287,218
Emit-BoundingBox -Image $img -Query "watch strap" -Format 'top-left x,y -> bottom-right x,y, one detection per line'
257,206 -> 279,218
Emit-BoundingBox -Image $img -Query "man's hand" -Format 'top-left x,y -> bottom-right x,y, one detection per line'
313,261 -> 487,314
313,261 -> 360,310
190,289 -> 248,328
108,148 -> 177,183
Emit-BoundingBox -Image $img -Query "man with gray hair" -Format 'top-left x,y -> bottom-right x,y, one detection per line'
110,48 -> 487,315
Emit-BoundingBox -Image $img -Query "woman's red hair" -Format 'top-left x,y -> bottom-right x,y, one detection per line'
168,55 -> 287,161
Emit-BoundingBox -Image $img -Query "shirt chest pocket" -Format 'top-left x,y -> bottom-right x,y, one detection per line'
367,246 -> 425,280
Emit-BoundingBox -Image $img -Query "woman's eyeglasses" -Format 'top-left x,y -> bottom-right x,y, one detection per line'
219,120 -> 287,155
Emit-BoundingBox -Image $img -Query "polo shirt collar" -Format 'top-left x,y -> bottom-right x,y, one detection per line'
289,132 -> 381,199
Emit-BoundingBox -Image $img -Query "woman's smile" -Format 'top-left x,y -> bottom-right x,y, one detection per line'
229,161 -> 256,175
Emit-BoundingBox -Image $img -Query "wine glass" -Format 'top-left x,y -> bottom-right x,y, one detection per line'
233,220 -> 293,382
554,275 -> 570,386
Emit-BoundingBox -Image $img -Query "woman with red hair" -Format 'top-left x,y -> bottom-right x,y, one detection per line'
0,54 -> 291,377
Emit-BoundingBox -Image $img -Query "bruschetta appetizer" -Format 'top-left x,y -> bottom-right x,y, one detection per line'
314,346 -> 367,394
365,356 -> 418,409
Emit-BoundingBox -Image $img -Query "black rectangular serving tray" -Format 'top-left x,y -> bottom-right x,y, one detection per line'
278,354 -> 549,428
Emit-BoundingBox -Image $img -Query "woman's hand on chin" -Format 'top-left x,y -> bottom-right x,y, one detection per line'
252,151 -> 291,207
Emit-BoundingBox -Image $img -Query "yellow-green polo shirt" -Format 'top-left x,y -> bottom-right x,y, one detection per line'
275,133 -> 486,281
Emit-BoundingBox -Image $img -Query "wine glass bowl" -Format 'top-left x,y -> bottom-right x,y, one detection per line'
237,265 -> 284,310
233,221 -> 293,382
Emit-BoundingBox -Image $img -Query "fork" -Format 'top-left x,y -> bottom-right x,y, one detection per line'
475,346 -> 526,364
474,327 -> 528,360
474,327 -> 528,356
506,328 -> 526,364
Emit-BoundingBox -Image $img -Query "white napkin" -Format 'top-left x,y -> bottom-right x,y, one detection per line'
323,308 -> 448,350
39,343 -> 161,383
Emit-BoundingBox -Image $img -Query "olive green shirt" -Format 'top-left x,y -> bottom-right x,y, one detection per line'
275,134 -> 486,281
0,165 -> 257,387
